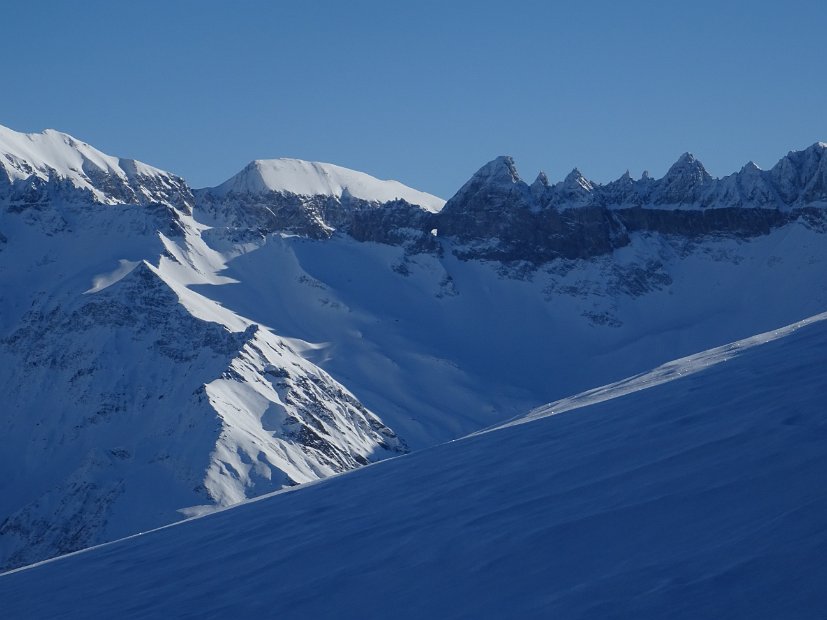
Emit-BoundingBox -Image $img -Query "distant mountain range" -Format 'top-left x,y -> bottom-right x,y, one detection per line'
1,122 -> 826,571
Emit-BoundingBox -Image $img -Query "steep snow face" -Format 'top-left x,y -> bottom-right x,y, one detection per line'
0,124 -> 193,211
207,158 -> 445,212
0,211 -> 405,570
0,131 -> 406,571
4,311 -> 826,619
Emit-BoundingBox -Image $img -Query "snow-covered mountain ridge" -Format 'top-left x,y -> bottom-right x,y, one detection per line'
2,121 -> 827,576
0,124 -> 406,571
0,125 -> 193,212
208,158 -> 445,211
436,144 -> 827,263
194,157 -> 444,240
451,143 -> 827,213
194,141 -> 827,264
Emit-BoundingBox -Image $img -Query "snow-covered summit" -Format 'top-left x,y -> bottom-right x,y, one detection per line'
0,124 -> 192,210
207,158 -> 445,212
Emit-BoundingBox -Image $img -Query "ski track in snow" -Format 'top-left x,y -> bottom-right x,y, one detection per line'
487,310 -> 827,432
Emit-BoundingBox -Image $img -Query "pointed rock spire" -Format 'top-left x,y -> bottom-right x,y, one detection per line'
562,167 -> 594,192
441,155 -> 531,217
740,161 -> 761,174
768,142 -> 827,203
533,171 -> 549,188
466,155 -> 522,186
664,152 -> 712,183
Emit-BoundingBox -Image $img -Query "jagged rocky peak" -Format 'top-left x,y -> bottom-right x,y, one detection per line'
741,160 -> 762,174
469,155 -> 523,186
0,124 -> 193,213
769,141 -> 827,204
663,152 -> 712,184
441,156 -> 531,217
559,167 -> 594,193
532,170 -> 550,189
530,171 -> 550,204
650,152 -> 714,206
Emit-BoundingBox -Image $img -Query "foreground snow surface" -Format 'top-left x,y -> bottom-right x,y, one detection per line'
3,312 -> 826,619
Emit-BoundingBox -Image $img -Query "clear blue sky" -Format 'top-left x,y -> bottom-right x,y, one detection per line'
2,0 -> 826,198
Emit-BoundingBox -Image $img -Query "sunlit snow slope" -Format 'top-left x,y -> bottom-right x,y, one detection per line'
0,125 -> 406,570
3,312 -> 825,619
209,158 -> 445,212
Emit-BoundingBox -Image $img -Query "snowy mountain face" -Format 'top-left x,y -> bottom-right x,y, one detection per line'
189,142 -> 827,451
0,125 -> 193,214
2,122 -> 827,575
0,126 -> 405,571
4,310 -> 826,618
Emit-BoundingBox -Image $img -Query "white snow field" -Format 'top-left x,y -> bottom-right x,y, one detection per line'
2,311 -> 826,619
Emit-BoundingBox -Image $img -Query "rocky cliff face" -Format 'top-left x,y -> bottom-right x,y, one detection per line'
430,142 -> 827,264
196,144 -> 827,266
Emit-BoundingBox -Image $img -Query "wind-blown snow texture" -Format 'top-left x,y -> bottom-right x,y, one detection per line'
2,121 -> 827,573
3,311 -> 825,619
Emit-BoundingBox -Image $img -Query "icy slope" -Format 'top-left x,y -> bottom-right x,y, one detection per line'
4,311 -> 826,619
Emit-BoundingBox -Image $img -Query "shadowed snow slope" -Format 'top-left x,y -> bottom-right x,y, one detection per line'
3,311 -> 826,619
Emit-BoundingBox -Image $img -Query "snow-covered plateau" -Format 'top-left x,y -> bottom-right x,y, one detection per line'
1,121 -> 826,601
